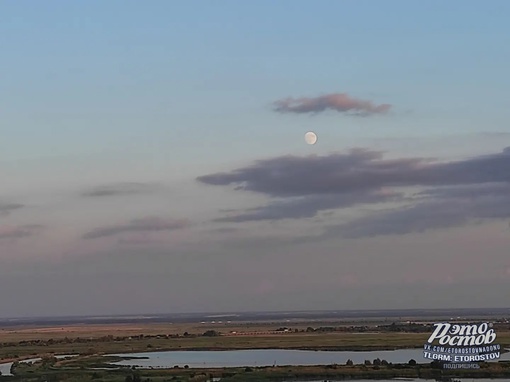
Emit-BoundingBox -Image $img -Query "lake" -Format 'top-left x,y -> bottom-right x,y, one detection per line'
109,348 -> 510,368
0,362 -> 12,376
2,350 -> 509,376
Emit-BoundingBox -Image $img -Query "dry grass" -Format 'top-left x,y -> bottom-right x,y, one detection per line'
0,321 -> 345,342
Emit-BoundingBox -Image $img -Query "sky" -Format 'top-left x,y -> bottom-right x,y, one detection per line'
1,0 -> 510,317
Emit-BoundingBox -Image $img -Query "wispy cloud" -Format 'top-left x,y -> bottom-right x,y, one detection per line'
325,183 -> 510,238
209,227 -> 242,234
273,93 -> 391,116
198,147 -> 510,233
83,217 -> 190,239
0,203 -> 24,217
0,224 -> 43,240
214,191 -> 401,222
81,182 -> 160,198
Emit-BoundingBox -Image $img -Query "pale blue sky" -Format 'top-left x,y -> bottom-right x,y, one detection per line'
1,1 -> 510,317
3,0 -> 510,161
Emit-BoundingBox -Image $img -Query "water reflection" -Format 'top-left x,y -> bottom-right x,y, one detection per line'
109,348 -> 510,368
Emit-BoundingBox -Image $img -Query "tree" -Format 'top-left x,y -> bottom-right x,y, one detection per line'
408,359 -> 417,366
364,360 -> 371,365
10,361 -> 19,375
346,359 -> 354,366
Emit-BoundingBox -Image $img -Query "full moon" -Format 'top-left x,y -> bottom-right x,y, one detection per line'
304,131 -> 318,145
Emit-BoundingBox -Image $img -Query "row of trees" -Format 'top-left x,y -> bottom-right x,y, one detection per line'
346,358 -> 417,366
303,323 -> 432,333
0,330 -> 224,349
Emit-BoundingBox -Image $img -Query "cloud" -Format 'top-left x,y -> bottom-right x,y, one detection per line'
198,149 -> 388,196
273,93 -> 391,116
0,224 -> 43,240
81,182 -> 160,198
214,191 -> 401,222
209,227 -> 242,233
83,217 -> 190,239
0,203 -> 24,217
198,147 -> 510,197
198,147 -> 510,231
320,183 -> 510,238
418,182 -> 510,202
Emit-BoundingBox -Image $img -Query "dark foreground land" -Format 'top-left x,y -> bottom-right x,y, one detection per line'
4,357 -> 510,382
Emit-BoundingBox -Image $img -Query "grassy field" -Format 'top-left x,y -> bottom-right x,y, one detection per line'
0,332 -> 432,360
0,321 -> 383,342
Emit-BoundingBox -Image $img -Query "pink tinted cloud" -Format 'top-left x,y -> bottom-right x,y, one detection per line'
0,224 -> 43,240
273,93 -> 391,116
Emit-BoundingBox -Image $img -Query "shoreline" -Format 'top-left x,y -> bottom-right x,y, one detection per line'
6,360 -> 510,381
4,349 -> 510,381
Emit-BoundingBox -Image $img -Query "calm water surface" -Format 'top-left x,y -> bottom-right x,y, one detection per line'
2,351 -> 509,376
109,348 -> 510,368
0,362 -> 12,376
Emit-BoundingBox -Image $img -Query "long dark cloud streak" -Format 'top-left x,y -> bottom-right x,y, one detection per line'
326,183 -> 510,238
198,147 -> 510,234
273,93 -> 391,116
0,224 -> 43,240
0,203 -> 24,217
83,217 -> 189,239
198,148 -> 510,197
214,191 -> 401,222
82,182 -> 159,198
